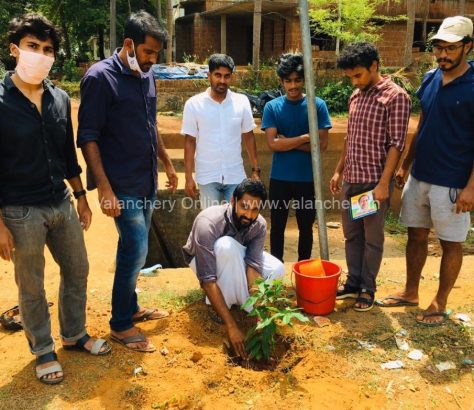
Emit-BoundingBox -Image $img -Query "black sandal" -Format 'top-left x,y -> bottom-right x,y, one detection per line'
63,334 -> 112,355
354,289 -> 375,312
336,285 -> 359,300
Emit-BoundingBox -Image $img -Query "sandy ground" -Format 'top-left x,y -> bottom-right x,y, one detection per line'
0,104 -> 473,410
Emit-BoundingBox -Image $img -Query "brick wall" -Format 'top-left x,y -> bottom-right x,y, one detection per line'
376,22 -> 410,67
285,17 -> 302,51
175,18 -> 195,61
192,14 -> 221,62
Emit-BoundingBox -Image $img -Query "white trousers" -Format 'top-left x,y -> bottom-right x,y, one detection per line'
190,236 -> 285,312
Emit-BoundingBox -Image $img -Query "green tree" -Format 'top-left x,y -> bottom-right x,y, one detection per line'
0,0 -> 161,72
309,0 -> 404,47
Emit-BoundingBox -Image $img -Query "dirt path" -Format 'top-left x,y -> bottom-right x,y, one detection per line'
0,104 -> 472,410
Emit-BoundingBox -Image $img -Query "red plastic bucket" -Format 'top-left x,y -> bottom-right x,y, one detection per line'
292,259 -> 341,316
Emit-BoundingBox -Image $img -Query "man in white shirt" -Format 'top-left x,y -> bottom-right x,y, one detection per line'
181,54 -> 260,209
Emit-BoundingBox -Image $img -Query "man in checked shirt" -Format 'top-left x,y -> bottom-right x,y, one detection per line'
330,42 -> 411,312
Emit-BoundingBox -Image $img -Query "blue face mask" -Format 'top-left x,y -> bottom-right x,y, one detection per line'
126,41 -> 143,74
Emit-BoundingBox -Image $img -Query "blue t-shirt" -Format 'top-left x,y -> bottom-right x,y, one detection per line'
412,62 -> 474,189
261,96 -> 332,182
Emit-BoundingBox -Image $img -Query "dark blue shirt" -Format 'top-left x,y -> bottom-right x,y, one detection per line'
77,51 -> 158,196
412,63 -> 474,188
0,74 -> 81,206
261,96 -> 332,182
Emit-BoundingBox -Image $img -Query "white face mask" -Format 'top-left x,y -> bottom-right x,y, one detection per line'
14,46 -> 55,85
126,41 -> 143,74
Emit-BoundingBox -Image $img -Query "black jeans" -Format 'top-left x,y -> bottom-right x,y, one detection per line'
269,178 -> 316,262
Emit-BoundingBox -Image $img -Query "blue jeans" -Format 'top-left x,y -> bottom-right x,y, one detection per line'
110,194 -> 155,331
1,199 -> 88,356
198,182 -> 239,209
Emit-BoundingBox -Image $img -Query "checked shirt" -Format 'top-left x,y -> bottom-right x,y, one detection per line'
344,76 -> 411,184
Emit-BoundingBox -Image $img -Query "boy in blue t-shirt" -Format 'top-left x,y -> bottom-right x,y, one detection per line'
261,53 -> 332,262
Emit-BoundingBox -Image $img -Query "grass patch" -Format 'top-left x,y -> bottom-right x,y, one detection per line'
139,288 -> 204,311
384,210 -> 407,236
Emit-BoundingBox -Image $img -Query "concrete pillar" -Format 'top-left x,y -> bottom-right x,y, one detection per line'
221,15 -> 227,54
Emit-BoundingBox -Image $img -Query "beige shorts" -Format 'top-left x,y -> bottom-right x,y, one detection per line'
400,175 -> 471,242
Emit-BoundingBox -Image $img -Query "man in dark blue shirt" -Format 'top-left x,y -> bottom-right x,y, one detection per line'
0,14 -> 111,385
377,16 -> 474,326
78,11 -> 177,352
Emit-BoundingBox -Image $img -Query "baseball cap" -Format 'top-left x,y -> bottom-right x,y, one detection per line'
430,16 -> 473,43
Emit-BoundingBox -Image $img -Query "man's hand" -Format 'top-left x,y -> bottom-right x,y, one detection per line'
0,224 -> 15,261
76,196 -> 92,230
227,324 -> 248,359
373,182 -> 390,202
185,176 -> 198,199
250,170 -> 261,181
99,188 -> 121,217
329,172 -> 342,195
456,185 -> 474,214
164,163 -> 178,194
395,167 -> 408,189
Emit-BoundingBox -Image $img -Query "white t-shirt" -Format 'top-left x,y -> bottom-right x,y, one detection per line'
181,88 -> 256,185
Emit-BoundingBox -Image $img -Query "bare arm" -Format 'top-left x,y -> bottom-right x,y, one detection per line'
66,176 -> 92,230
156,127 -> 178,193
242,131 -> 260,179
184,135 -> 197,198
81,141 -> 121,218
456,163 -> 474,214
395,112 -> 423,189
265,127 -> 309,152
295,129 -> 329,152
373,146 -> 403,202
201,281 -> 247,358
329,138 -> 347,195
0,212 -> 14,261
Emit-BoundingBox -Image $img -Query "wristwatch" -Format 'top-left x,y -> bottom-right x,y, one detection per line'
73,190 -> 87,199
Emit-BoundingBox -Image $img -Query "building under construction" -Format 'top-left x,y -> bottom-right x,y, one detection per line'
175,0 -> 474,67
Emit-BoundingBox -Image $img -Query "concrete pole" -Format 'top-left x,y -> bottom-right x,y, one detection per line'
166,0 -> 173,64
335,0 -> 341,57
403,0 -> 416,67
157,0 -> 162,22
221,15 -> 227,54
110,0 -> 117,52
298,0 -> 329,260
252,0 -> 262,71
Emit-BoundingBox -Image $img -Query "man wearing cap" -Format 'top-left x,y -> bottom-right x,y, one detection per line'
377,16 -> 474,326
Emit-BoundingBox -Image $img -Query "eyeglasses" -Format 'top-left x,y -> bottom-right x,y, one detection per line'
432,44 -> 464,54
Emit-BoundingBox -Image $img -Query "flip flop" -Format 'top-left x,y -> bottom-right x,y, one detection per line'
110,332 -> 156,352
132,308 -> 169,322
415,311 -> 450,327
63,334 -> 112,355
375,296 -> 419,308
36,351 -> 63,385
1,302 -> 54,331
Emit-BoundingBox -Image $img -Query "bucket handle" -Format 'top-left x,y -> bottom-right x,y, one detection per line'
291,270 -> 337,306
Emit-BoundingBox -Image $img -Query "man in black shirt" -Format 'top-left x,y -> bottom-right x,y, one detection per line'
0,13 -> 111,385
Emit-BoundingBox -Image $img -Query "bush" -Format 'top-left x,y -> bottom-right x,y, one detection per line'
56,81 -> 81,98
62,59 -> 82,82
0,60 -> 7,80
317,80 -> 353,114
